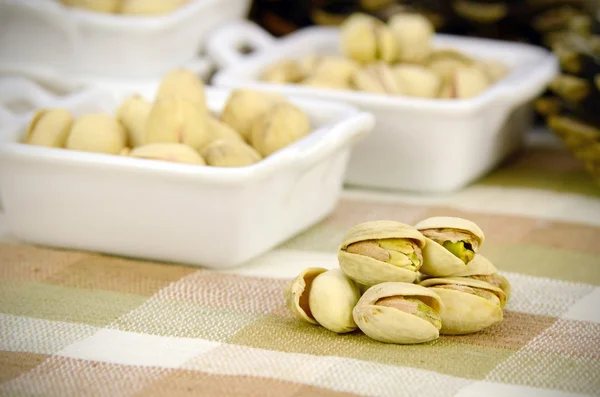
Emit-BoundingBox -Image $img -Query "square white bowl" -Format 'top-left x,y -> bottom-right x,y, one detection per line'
0,78 -> 374,269
208,21 -> 559,193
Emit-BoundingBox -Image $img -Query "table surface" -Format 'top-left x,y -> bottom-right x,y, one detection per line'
1,130 -> 599,397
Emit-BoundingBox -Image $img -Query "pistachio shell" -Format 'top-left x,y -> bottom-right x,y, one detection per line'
116,95 -> 152,148
119,147 -> 131,156
25,108 -> 73,148
338,221 -> 426,286
204,116 -> 244,146
394,64 -> 442,98
445,254 -> 498,277
427,50 -> 474,79
467,273 -> 511,301
155,68 -> 206,110
261,60 -> 306,84
120,0 -> 189,15
59,0 -> 120,13
351,62 -> 404,94
301,77 -> 351,90
250,102 -> 311,157
340,13 -> 398,63
388,13 -> 434,64
479,60 -> 509,83
284,267 -> 328,324
420,277 -> 504,334
415,216 -> 485,246
353,282 -> 443,344
419,240 -> 496,278
145,98 -> 209,150
310,56 -> 360,83
129,143 -> 205,165
309,269 -> 361,333
201,139 -> 261,167
220,89 -> 286,141
65,113 -> 126,154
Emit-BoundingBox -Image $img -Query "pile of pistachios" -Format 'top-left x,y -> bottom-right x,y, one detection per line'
285,217 -> 511,345
261,12 -> 509,99
58,0 -> 191,15
23,69 -> 312,167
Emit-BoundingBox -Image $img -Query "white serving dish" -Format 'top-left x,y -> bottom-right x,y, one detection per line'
0,0 -> 250,90
208,21 -> 559,193
0,78 -> 374,269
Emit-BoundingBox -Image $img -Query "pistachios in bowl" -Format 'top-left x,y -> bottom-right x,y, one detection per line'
21,68 -> 312,168
259,11 -> 509,100
284,216 -> 511,345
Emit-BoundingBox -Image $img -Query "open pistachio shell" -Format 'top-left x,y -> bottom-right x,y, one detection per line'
416,217 -> 485,245
155,68 -> 206,110
201,139 -> 261,168
427,50 -> 474,79
284,267 -> 328,325
65,113 -> 126,154
352,62 -> 404,94
204,116 -> 244,146
420,277 -> 505,335
394,64 -> 442,98
129,142 -> 205,165
261,59 -> 306,84
340,13 -> 398,63
353,282 -> 443,344
338,221 -> 426,287
420,249 -> 498,278
25,108 -> 73,148
310,56 -> 360,83
388,13 -> 434,64
309,269 -> 361,334
467,273 -> 511,301
116,95 -> 152,148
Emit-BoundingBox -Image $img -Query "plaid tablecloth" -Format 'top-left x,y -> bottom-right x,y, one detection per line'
1,132 -> 599,397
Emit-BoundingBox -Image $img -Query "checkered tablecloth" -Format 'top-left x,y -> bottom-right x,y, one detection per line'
1,132 -> 599,397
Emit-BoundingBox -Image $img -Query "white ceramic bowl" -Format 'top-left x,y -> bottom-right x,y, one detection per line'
208,21 -> 559,193
0,0 -> 250,91
0,78 -> 374,269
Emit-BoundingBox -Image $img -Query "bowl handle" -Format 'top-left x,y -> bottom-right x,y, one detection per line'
205,20 -> 276,68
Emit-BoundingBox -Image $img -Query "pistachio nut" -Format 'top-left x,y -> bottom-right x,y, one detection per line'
220,89 -> 286,142
129,142 -> 205,165
201,139 -> 261,167
261,59 -> 306,84
284,268 -> 361,333
479,60 -> 509,83
25,108 -> 73,148
145,97 -> 209,150
353,282 -> 443,344
120,0 -> 190,15
59,0 -> 120,13
466,273 -> 511,301
338,220 -> 426,287
155,68 -> 207,111
116,95 -> 152,148
427,50 -> 474,80
388,13 -> 434,64
440,66 -> 491,99
340,13 -> 398,63
420,277 -> 505,334
351,62 -> 404,94
205,116 -> 244,146
250,102 -> 311,157
300,77 -> 351,90
309,56 -> 361,84
65,113 -> 126,154
394,64 -> 442,98
415,216 -> 495,277
119,147 -> 131,156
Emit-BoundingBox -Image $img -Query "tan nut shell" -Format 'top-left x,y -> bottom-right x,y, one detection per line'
250,102 -> 311,157
25,108 -> 73,148
427,50 -> 474,79
420,277 -> 505,334
155,68 -> 206,110
59,0 -> 120,13
338,221 -> 426,287
220,89 -> 286,141
309,269 -> 361,333
120,0 -> 190,15
301,77 -> 351,90
352,63 -> 404,94
116,95 -> 152,148
261,60 -> 306,84
205,116 -> 244,146
145,98 -> 209,150
310,56 -> 360,83
468,273 -> 511,301
340,13 -> 398,63
353,282 -> 443,344
479,60 -> 509,83
388,13 -> 434,64
129,143 -> 205,165
415,216 -> 485,246
420,245 -> 497,277
394,65 -> 442,98
284,267 -> 328,324
201,139 -> 261,167
66,113 -> 126,154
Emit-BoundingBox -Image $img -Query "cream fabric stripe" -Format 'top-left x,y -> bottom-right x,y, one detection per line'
342,187 -> 600,227
562,289 -> 600,324
0,313 -> 99,354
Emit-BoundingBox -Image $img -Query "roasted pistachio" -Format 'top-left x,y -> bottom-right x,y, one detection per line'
301,77 -> 351,90
129,142 -> 205,165
65,113 -> 126,154
479,59 -> 509,83
352,62 -> 404,94
250,102 -> 311,157
201,139 -> 261,167
261,60 -> 306,84
427,50 -> 474,80
415,216 -> 497,277
439,66 -> 491,99
155,68 -> 207,111
120,0 -> 190,15
388,13 -> 434,64
220,89 -> 286,142
394,64 -> 442,98
420,277 -> 505,334
466,273 -> 511,301
309,56 -> 360,83
145,98 -> 209,150
205,116 -> 244,146
285,268 -> 361,333
353,282 -> 443,344
59,0 -> 120,13
338,220 -> 426,287
340,13 -> 398,63
25,108 -> 73,148
116,95 -> 152,148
